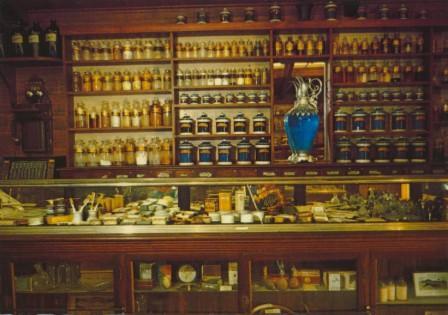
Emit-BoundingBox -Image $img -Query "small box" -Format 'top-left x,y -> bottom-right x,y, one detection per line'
323,271 -> 356,290
328,273 -> 342,291
228,262 -> 238,285
294,269 -> 321,290
205,198 -> 218,212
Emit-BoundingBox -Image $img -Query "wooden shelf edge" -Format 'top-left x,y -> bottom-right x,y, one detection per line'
68,58 -> 171,66
68,90 -> 172,96
69,127 -> 172,133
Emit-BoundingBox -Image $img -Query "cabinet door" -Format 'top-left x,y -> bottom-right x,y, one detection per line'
373,250 -> 448,315
12,258 -> 120,314
132,258 -> 240,314
251,257 -> 361,314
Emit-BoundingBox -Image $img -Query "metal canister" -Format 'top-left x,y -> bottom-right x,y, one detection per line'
373,138 -> 391,163
391,108 -> 407,131
410,107 -> 426,131
410,137 -> 427,163
197,113 -> 212,134
178,140 -> 195,165
253,112 -> 268,134
351,108 -> 368,132
217,140 -> 233,165
254,137 -> 271,165
354,138 -> 371,163
233,112 -> 249,134
335,137 -> 352,163
198,141 -> 215,165
179,114 -> 194,135
215,113 -> 231,134
370,107 -> 387,132
334,110 -> 349,132
236,138 -> 252,164
393,137 -> 409,163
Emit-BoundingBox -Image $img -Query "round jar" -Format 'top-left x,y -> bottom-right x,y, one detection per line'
254,137 -> 271,165
391,108 -> 407,131
179,93 -> 190,105
247,92 -> 258,103
404,90 -> 414,101
371,107 -> 387,132
354,138 -> 371,163
324,1 -> 337,20
179,114 -> 195,135
217,140 -> 233,165
373,138 -> 391,163
198,141 -> 215,165
189,93 -> 200,104
220,8 -> 232,23
244,7 -> 256,22
233,112 -> 249,134
351,108 -> 368,132
197,113 -> 212,135
178,141 -> 195,165
236,138 -> 252,164
410,107 -> 426,131
269,4 -> 282,22
236,92 -> 246,104
410,138 -> 427,163
335,137 -> 352,163
213,93 -> 224,104
416,88 -> 425,101
393,138 -> 409,163
200,93 -> 211,104
215,113 -> 231,134
252,112 -> 268,134
334,110 -> 349,132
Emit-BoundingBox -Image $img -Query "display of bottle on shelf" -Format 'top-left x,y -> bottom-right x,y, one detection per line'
334,88 -> 425,103
6,19 -> 61,58
333,33 -> 424,55
71,38 -> 171,61
178,137 -> 270,166
334,107 -> 426,133
176,66 -> 269,88
74,137 -> 172,167
72,68 -> 171,93
378,279 -> 409,303
274,35 -> 326,56
335,136 -> 427,164
333,61 -> 426,84
178,91 -> 269,105
175,39 -> 269,58
74,98 -> 172,129
178,112 -> 268,135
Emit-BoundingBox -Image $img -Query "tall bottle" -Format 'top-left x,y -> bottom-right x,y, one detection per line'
10,20 -> 26,57
44,20 -> 61,57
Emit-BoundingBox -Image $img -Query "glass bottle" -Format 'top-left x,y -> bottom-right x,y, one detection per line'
125,138 -> 136,165
134,40 -> 143,59
112,41 -> 122,60
306,35 -> 314,56
415,63 -> 425,81
297,36 -> 305,56
81,41 -> 92,60
136,138 -> 148,166
92,41 -> 101,60
142,69 -> 153,90
416,33 -> 424,53
72,72 -> 82,92
86,140 -> 99,167
163,69 -> 171,90
113,71 -> 122,91
72,41 -> 81,61
92,70 -> 103,92
110,102 -> 121,128
10,20 -> 26,57
112,138 -> 124,166
122,40 -> 133,60
103,72 -> 113,91
160,139 -> 172,165
403,35 -> 413,53
332,36 -> 339,55
403,62 -> 414,82
262,39 -> 269,56
341,36 -> 350,55
391,62 -> 401,82
381,33 -> 391,54
368,63 -> 378,82
132,72 -> 142,90
122,71 -> 132,91
154,39 -> 163,59
89,106 -> 99,128
143,40 -> 153,59
392,33 -> 401,54
351,38 -> 359,55
285,36 -> 294,56
82,71 -> 92,92
162,99 -> 172,127
244,67 -> 253,85
44,20 -> 60,57
75,102 -> 88,128
100,101 -> 111,128
357,63 -> 368,83
316,35 -> 325,55
152,68 -> 162,90
382,64 -> 391,83
371,36 -> 380,54
101,41 -> 112,60
28,22 -> 43,57
150,97 -> 162,127
275,36 -> 283,56
192,42 -> 199,58
74,140 -> 86,167
131,101 -> 142,128
141,100 -> 150,127
346,62 -> 355,83
360,38 -> 369,54
122,100 -> 131,128
333,63 -> 344,83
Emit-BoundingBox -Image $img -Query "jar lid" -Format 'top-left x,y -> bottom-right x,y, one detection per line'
253,112 -> 267,120
216,113 -> 229,121
197,113 -> 211,120
199,141 -> 214,148
180,114 -> 193,121
336,137 -> 352,145
237,138 -> 252,146
375,137 -> 390,145
218,140 -> 232,147
234,112 -> 248,120
179,140 -> 194,148
255,137 -> 270,146
352,108 -> 367,116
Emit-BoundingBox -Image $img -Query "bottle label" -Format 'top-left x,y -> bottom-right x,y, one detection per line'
12,33 -> 23,44
45,32 -> 57,42
28,34 -> 40,44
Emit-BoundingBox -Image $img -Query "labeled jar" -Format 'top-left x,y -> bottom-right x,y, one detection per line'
178,141 -> 195,165
217,140 -> 233,165
254,137 -> 271,165
354,138 -> 371,163
197,113 -> 212,134
74,103 -> 87,128
371,107 -> 387,132
335,137 -> 352,163
253,112 -> 268,134
351,108 -> 368,132
236,138 -> 252,164
393,137 -> 409,163
233,112 -> 249,134
198,141 -> 215,165
215,113 -> 231,134
179,114 -> 194,135
162,100 -> 172,127
135,139 -> 148,166
391,108 -> 407,131
373,138 -> 391,163
334,110 -> 349,132
410,137 -> 427,163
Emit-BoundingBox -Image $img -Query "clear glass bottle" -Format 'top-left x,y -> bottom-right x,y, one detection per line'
99,140 -> 112,166
100,101 -> 111,128
132,72 -> 142,90
125,138 -> 136,165
122,40 -> 133,60
152,68 -> 162,90
150,97 -> 162,127
163,69 -> 171,90
110,102 -> 121,128
113,71 -> 122,91
112,41 -> 122,60
103,71 -> 113,91
89,106 -> 99,128
160,138 -> 172,165
122,100 -> 131,128
112,138 -> 124,165
72,41 -> 81,61
162,99 -> 172,127
75,102 -> 88,128
143,40 -> 153,59
82,71 -> 92,92
141,100 -> 150,127
136,138 -> 148,166
122,71 -> 132,91
142,69 -> 153,90
92,70 -> 103,92
131,101 -> 142,128
134,40 -> 144,59
81,40 -> 92,60
86,140 -> 99,167
74,140 -> 86,167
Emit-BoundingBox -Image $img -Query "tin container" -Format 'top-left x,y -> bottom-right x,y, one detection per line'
411,107 -> 426,131
253,112 -> 268,134
410,137 -> 427,163
354,138 -> 371,163
371,107 -> 387,132
178,141 -> 195,165
233,112 -> 249,134
324,1 -> 337,20
373,138 -> 391,163
335,137 -> 352,163
393,137 -> 409,163
255,137 -> 271,165
215,113 -> 231,134
391,108 -> 407,131
197,113 -> 212,134
217,140 -> 233,165
334,110 -> 349,132
269,3 -> 282,22
179,114 -> 194,135
198,141 -> 215,165
236,138 -> 252,164
351,108 -> 368,132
